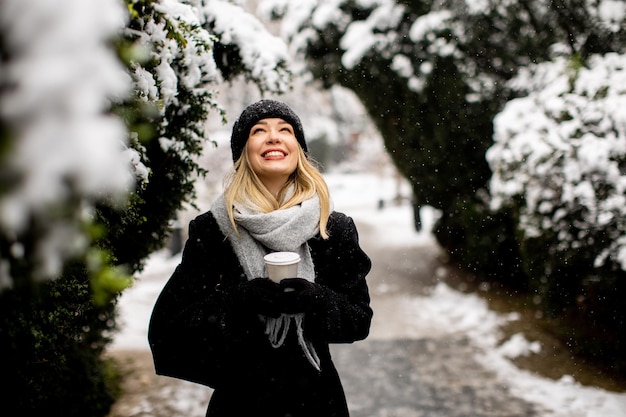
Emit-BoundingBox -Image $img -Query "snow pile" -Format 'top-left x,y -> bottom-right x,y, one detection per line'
406,283 -> 519,346
422,284 -> 626,417
391,263 -> 626,417
498,333 -> 541,359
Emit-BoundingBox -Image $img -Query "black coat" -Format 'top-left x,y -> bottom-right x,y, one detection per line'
148,210 -> 372,417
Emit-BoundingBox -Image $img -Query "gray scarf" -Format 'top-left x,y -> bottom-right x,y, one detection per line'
211,192 -> 321,371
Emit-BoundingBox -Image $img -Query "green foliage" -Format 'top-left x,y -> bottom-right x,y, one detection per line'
101,0 -> 213,273
434,195 -> 527,289
1,0 -> 214,412
0,262 -> 120,416
87,248 -> 133,306
520,231 -> 626,375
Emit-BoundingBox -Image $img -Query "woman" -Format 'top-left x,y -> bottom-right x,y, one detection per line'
148,99 -> 372,417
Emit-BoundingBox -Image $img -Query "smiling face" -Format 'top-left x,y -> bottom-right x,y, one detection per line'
245,118 -> 300,195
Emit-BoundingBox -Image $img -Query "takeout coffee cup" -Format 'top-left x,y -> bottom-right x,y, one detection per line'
264,251 -> 300,283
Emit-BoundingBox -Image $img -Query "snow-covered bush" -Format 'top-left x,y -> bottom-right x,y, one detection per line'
0,0 -> 136,414
105,0 -> 292,273
263,0 -> 626,372
0,0 -> 133,289
0,0 -> 293,415
487,53 -> 626,274
486,50 -> 626,375
0,0 -> 293,287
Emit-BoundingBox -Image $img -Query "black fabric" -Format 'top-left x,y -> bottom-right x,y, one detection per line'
230,99 -> 308,162
279,278 -> 321,314
148,211 -> 372,417
230,277 -> 284,318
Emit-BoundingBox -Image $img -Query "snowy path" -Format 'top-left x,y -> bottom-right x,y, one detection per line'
108,172 -> 626,417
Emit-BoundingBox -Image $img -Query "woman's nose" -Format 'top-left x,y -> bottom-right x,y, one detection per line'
266,130 -> 282,142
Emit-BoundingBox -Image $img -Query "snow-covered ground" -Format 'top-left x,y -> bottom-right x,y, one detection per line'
111,170 -> 626,417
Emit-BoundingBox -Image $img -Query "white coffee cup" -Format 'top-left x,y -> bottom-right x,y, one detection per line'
264,251 -> 300,283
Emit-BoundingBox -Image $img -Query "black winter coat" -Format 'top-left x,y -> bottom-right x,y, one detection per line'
148,210 -> 372,417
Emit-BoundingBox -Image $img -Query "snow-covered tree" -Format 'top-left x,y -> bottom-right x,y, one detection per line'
259,0 -> 626,267
257,0 -> 563,281
260,0 -> 626,373
0,0 -> 292,414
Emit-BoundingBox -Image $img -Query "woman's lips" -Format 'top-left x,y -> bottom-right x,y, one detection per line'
262,150 -> 286,158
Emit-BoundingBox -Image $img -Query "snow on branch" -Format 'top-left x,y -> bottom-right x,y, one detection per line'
0,0 -> 133,287
196,0 -> 292,94
0,0 -> 294,290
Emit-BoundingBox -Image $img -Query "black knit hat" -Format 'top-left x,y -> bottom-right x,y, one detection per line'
230,99 -> 307,162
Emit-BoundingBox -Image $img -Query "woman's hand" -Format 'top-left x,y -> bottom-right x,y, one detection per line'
234,278 -> 284,318
279,278 -> 323,314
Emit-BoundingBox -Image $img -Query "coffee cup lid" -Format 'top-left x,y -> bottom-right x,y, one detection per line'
263,251 -> 300,265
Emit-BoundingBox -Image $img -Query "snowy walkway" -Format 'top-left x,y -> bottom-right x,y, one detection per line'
107,172 -> 626,417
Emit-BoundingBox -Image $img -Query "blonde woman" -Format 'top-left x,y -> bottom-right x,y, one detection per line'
149,100 -> 372,417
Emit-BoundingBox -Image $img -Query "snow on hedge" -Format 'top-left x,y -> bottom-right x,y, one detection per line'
199,0 -> 291,93
129,0 -> 291,152
0,0 -> 291,289
257,0 -> 491,97
487,53 -> 626,271
0,0 -> 132,287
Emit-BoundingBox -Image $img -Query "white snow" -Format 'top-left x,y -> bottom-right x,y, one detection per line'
0,0 -> 297,289
0,0 -> 133,284
487,53 -> 626,271
339,1 -> 404,70
112,169 -> 626,417
199,0 -> 291,93
409,10 -> 453,43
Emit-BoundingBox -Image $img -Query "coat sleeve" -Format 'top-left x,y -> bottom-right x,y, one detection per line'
147,213 -> 241,388
307,212 -> 373,343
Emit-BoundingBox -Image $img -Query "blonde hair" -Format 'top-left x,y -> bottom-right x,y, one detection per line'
223,147 -> 331,239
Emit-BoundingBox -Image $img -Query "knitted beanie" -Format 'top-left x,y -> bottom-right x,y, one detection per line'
230,99 -> 307,162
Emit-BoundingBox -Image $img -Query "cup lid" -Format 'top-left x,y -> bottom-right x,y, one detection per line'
263,251 -> 300,265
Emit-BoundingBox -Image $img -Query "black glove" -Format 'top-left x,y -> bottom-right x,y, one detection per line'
234,278 -> 283,318
279,278 -> 323,314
